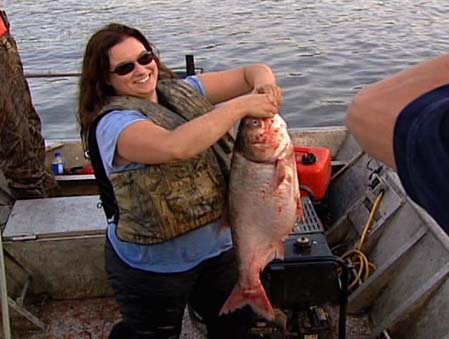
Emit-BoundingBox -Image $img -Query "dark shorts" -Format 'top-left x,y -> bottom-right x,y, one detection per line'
105,237 -> 254,339
393,84 -> 449,234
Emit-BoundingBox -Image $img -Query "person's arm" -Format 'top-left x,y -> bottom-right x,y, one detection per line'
198,64 -> 282,105
116,65 -> 282,165
346,53 -> 449,169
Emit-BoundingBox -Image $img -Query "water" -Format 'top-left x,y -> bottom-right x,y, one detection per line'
6,0 -> 449,139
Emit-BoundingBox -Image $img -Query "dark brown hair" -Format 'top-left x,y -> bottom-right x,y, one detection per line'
77,23 -> 176,146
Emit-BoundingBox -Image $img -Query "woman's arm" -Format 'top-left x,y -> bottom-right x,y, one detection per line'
115,64 -> 283,165
346,53 -> 449,169
198,64 -> 281,105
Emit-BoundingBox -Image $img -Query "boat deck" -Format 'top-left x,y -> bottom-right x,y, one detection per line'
13,297 -> 205,339
9,130 -> 445,338
11,297 -> 372,339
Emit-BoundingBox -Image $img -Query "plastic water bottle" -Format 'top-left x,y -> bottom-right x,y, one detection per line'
51,152 -> 65,175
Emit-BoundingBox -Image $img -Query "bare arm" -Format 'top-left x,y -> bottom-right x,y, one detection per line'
346,53 -> 449,169
198,63 -> 280,104
116,64 -> 282,165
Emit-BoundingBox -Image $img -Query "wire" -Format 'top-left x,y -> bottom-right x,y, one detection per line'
358,190 -> 384,252
339,190 -> 384,291
299,184 -> 316,202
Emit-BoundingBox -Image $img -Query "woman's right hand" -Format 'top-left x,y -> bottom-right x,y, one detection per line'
225,92 -> 280,119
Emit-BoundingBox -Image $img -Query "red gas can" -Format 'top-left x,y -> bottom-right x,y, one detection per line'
294,146 -> 331,201
0,11 -> 9,38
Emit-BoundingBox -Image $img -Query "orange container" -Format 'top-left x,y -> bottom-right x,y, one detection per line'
294,146 -> 331,201
0,11 -> 9,38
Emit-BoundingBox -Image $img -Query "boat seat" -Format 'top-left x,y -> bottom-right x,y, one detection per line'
3,195 -> 105,240
1,195 -> 107,330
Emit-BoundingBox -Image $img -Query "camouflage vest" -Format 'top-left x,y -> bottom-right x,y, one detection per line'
99,79 -> 234,244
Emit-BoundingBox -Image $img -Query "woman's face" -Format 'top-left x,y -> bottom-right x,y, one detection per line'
107,37 -> 159,102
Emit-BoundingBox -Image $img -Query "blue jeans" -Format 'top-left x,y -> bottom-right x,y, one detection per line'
105,237 -> 253,339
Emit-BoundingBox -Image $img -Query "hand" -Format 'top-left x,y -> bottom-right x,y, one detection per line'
228,93 -> 280,119
253,84 -> 284,107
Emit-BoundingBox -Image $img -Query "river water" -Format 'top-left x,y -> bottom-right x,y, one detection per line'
6,0 -> 449,139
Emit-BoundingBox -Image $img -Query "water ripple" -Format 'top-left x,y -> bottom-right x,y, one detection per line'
7,0 -> 449,138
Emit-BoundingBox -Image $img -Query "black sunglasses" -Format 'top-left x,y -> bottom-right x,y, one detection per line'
110,51 -> 155,76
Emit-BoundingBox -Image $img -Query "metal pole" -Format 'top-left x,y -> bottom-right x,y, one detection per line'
185,55 -> 195,76
0,234 -> 12,339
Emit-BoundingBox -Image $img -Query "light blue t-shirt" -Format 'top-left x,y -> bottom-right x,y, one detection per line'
97,76 -> 232,273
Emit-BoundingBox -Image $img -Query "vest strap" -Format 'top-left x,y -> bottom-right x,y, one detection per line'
87,111 -> 119,224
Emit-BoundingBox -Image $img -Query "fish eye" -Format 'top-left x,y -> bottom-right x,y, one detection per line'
249,119 -> 260,127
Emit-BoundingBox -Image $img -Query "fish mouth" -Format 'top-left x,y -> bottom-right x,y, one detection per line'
247,142 -> 277,156
250,137 -> 287,153
250,141 -> 273,148
243,141 -> 289,163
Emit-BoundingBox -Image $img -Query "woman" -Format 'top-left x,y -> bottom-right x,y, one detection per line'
78,23 -> 283,339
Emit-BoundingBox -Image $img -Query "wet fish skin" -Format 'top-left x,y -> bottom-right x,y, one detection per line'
220,115 -> 302,321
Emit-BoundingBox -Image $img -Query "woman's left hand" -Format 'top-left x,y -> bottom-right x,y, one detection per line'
253,84 -> 284,107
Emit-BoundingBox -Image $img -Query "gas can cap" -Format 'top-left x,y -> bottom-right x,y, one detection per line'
301,153 -> 316,165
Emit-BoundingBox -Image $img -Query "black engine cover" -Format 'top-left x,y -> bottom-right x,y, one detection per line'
262,232 -> 340,308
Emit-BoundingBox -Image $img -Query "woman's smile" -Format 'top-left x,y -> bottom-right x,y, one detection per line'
136,75 -> 150,84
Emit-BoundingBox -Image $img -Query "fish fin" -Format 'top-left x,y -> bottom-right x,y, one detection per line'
274,158 -> 287,190
219,284 -> 275,321
274,241 -> 285,260
221,200 -> 231,229
297,196 -> 305,223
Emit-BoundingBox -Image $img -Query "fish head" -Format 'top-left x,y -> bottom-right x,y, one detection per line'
235,115 -> 290,163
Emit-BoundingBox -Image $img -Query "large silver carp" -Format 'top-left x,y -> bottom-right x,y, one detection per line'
219,115 -> 302,321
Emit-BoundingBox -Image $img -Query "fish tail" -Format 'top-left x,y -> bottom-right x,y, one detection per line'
219,283 -> 275,321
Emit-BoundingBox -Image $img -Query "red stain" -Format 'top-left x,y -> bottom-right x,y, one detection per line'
249,119 -> 281,149
262,120 -> 281,148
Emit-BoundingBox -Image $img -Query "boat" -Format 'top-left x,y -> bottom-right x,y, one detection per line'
1,125 -> 448,339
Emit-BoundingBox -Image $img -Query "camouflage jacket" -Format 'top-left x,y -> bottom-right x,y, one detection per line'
98,79 -> 234,244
